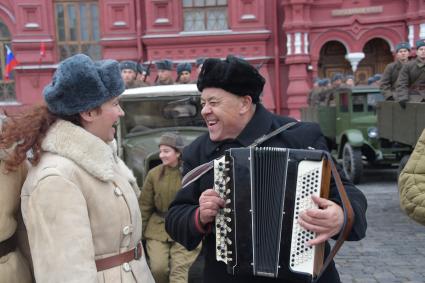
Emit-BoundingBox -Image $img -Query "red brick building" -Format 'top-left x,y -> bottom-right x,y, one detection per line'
0,0 -> 424,118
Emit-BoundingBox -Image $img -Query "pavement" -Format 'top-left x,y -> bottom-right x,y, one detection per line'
337,168 -> 425,283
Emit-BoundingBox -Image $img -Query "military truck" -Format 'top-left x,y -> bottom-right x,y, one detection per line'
376,101 -> 425,174
301,86 -> 408,184
117,84 -> 207,186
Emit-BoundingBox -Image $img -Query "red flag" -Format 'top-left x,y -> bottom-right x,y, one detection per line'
40,41 -> 45,57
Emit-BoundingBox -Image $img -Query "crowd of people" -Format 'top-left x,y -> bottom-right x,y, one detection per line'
119,58 -> 205,89
0,53 -> 368,283
307,72 -> 382,107
308,39 -> 425,108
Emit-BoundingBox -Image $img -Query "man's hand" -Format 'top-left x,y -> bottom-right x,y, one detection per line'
198,189 -> 225,226
298,195 -> 344,246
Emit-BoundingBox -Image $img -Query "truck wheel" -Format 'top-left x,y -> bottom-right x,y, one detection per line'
342,143 -> 363,184
397,155 -> 410,178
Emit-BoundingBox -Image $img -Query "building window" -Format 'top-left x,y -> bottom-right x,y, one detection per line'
0,21 -> 15,102
183,0 -> 228,32
55,0 -> 101,60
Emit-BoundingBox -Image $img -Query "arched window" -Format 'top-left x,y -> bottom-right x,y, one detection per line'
54,0 -> 101,60
0,21 -> 15,102
183,0 -> 228,32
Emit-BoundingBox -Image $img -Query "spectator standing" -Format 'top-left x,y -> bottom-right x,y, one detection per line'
1,54 -> 155,283
399,129 -> 425,225
140,132 -> 201,283
380,42 -> 411,100
0,115 -> 33,283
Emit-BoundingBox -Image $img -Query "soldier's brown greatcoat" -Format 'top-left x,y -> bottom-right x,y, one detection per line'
395,58 -> 425,102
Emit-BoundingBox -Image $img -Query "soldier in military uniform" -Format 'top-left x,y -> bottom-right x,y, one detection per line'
136,63 -> 151,87
120,60 -> 139,89
176,62 -> 192,84
155,59 -> 174,85
325,73 -> 344,106
396,39 -> 425,108
307,78 -> 320,106
380,42 -> 411,100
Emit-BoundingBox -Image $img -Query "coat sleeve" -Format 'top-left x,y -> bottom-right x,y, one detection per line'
310,126 -> 368,241
380,63 -> 394,99
21,175 -> 97,283
395,64 -> 410,101
165,145 -> 206,251
140,171 -> 155,236
398,130 -> 425,225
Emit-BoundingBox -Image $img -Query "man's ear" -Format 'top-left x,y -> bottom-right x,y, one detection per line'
239,95 -> 253,114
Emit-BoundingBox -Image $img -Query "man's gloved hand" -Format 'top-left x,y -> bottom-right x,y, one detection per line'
399,99 -> 408,109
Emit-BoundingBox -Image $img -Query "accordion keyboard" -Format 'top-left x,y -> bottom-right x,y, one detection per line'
214,155 -> 232,264
289,160 -> 323,274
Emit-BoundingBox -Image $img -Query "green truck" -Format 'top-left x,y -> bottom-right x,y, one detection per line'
301,86 -> 408,183
117,84 -> 208,186
376,100 -> 425,174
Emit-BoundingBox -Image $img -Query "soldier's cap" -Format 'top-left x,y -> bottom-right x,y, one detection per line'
195,57 -> 205,67
119,60 -> 137,72
197,55 -> 265,104
367,76 -> 376,85
373,73 -> 382,81
159,132 -> 184,151
331,73 -> 344,82
416,38 -> 425,49
137,64 -> 150,76
396,42 -> 411,52
177,63 -> 192,75
318,79 -> 330,87
345,75 -> 354,81
44,54 -> 124,116
155,59 -> 173,71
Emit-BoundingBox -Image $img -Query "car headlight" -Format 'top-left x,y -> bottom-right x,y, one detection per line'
367,127 -> 379,139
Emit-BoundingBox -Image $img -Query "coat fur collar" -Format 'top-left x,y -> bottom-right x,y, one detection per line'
42,120 -> 119,181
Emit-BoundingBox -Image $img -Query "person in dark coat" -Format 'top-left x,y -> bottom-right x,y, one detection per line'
395,39 -> 425,108
380,42 -> 411,100
165,55 -> 368,283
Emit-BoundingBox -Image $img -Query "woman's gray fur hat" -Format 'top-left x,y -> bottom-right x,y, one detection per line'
197,55 -> 265,104
177,63 -> 192,75
44,54 -> 125,116
155,59 -> 173,71
159,132 -> 184,151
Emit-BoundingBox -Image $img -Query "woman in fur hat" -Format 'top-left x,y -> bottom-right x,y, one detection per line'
139,132 -> 201,283
0,114 -> 33,283
0,54 -> 155,283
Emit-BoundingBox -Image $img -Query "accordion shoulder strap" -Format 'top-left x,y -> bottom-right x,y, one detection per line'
313,152 -> 355,283
181,122 -> 297,188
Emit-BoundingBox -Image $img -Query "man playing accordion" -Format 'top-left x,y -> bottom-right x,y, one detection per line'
165,55 -> 367,283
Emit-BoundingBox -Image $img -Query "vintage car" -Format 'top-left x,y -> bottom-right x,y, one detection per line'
301,86 -> 409,183
117,84 -> 207,186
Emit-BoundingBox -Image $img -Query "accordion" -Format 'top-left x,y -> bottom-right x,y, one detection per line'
213,147 -> 332,282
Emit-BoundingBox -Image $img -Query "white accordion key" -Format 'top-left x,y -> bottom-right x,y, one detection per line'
289,160 -> 323,275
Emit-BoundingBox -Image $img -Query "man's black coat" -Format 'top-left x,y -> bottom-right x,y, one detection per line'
165,104 -> 367,283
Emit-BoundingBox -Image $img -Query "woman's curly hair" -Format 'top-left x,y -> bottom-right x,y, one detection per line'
0,104 -> 82,171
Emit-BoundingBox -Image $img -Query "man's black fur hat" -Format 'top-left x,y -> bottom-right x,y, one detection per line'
197,55 -> 265,104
